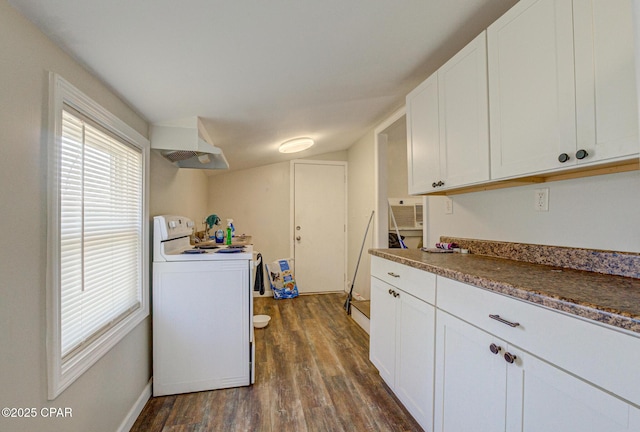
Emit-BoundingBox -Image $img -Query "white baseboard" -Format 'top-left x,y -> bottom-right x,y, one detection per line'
351,307 -> 370,335
116,379 -> 151,432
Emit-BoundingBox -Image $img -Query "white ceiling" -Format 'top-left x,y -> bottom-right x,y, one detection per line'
9,0 -> 517,172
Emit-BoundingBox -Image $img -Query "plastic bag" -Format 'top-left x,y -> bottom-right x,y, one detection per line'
266,259 -> 299,299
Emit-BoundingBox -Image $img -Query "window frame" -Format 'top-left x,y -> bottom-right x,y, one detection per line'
46,73 -> 150,400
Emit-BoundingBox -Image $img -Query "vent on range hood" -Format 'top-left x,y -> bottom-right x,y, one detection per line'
150,117 -> 229,170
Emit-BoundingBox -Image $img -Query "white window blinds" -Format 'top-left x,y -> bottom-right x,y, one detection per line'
59,107 -> 143,357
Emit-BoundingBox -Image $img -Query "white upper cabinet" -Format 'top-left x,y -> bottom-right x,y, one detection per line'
438,32 -> 490,189
488,0 -> 576,179
489,0 -> 638,180
573,0 -> 639,166
407,31 -> 489,194
406,72 -> 440,194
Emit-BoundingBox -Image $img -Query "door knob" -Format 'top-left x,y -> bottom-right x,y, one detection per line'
558,153 -> 570,163
296,226 -> 301,231
296,236 -> 301,241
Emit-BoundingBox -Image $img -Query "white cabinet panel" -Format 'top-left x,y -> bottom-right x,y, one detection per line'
407,32 -> 489,193
371,255 -> 436,304
488,0 -> 576,179
437,275 -> 640,407
438,31 -> 489,189
395,289 -> 435,429
434,311 -> 507,432
407,73 -> 440,194
489,0 -> 638,179
573,0 -> 639,165
370,259 -> 435,431
153,260 -> 250,396
507,347 -> 640,432
435,306 -> 640,432
369,276 -> 397,386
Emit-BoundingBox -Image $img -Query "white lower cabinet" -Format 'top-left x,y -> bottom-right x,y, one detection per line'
370,259 -> 435,431
370,276 -> 397,384
433,311 -> 507,432
434,276 -> 640,432
371,259 -> 640,432
506,344 -> 640,432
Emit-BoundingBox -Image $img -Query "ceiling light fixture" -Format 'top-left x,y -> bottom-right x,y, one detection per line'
279,137 -> 314,153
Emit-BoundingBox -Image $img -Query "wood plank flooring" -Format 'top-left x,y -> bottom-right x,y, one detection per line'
131,293 -> 423,432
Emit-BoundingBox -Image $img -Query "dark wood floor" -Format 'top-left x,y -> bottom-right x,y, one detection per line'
131,293 -> 423,432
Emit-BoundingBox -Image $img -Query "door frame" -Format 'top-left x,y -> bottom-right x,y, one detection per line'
374,106 -> 429,248
289,159 -> 348,292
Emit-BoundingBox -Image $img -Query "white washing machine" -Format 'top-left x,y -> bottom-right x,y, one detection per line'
152,215 -> 255,396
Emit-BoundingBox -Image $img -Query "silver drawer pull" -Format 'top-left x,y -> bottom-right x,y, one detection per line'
387,272 -> 400,278
489,314 -> 520,328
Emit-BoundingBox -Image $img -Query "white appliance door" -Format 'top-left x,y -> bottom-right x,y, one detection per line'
153,260 -> 250,396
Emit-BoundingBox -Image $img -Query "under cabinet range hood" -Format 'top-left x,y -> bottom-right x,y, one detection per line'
150,117 -> 229,170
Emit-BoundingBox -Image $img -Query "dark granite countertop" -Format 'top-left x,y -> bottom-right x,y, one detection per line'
370,248 -> 640,335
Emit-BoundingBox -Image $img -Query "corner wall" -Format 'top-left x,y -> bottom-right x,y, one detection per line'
149,151 -> 210,222
347,131 -> 377,300
0,1 -> 154,431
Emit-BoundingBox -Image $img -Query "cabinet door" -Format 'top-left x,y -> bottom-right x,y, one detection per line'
395,291 -> 435,430
438,31 -> 489,189
506,346 -> 640,432
406,72 -> 440,194
573,0 -> 639,165
434,311 -> 507,432
488,0 -> 576,179
369,277 -> 397,386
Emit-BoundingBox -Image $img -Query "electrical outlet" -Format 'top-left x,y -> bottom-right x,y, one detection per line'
534,188 -> 549,212
444,197 -> 453,214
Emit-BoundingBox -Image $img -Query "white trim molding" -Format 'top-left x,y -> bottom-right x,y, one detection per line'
289,159 -> 349,292
373,106 -> 408,249
46,73 -> 150,399
116,379 -> 152,432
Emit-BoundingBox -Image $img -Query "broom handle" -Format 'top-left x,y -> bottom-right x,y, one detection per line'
352,210 -> 375,288
345,210 -> 375,313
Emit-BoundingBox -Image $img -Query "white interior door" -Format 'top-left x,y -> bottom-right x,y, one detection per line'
292,161 -> 346,294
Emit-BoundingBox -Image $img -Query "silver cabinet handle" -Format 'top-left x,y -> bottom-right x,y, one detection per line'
489,314 -> 520,328
387,272 -> 400,278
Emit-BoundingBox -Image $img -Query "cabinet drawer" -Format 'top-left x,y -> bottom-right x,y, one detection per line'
437,276 -> 640,406
371,256 -> 436,305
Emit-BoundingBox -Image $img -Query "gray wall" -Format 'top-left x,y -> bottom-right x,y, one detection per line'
0,2 -> 210,430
